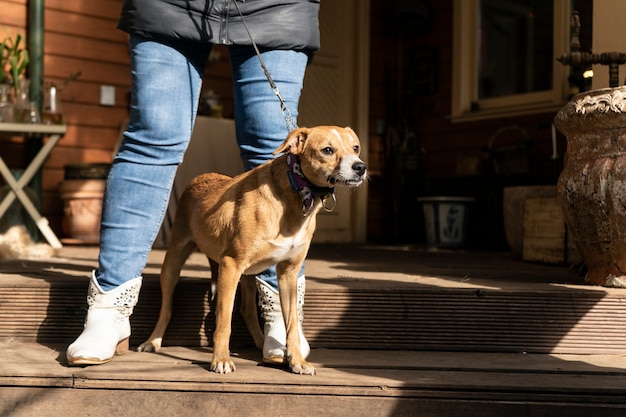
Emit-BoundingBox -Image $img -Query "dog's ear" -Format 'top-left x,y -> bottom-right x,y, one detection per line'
345,126 -> 357,137
273,128 -> 309,155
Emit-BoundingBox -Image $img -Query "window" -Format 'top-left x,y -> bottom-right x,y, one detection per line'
452,0 -> 578,121
479,0 -> 554,100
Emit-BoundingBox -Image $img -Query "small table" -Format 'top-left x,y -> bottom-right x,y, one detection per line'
0,123 -> 67,248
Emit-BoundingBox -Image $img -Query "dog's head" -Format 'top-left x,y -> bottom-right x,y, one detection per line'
274,126 -> 367,189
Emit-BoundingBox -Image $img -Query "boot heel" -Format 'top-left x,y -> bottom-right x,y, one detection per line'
116,337 -> 130,355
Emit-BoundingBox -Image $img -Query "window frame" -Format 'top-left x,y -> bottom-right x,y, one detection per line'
451,0 -> 571,122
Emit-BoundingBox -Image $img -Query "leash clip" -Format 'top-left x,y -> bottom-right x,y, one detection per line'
322,193 -> 337,213
302,202 -> 315,217
301,192 -> 335,217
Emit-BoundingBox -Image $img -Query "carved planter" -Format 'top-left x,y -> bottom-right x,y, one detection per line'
58,163 -> 110,243
555,86 -> 626,287
59,179 -> 105,244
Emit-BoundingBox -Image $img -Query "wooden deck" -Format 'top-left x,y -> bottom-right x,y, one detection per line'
3,342 -> 626,417
2,244 -> 626,416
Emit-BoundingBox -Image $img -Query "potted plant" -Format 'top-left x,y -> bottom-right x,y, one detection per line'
0,37 -> 6,85
0,29 -> 30,122
2,29 -> 29,93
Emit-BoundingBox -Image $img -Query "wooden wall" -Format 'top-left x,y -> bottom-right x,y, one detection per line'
0,0 -> 234,239
0,0 -> 130,235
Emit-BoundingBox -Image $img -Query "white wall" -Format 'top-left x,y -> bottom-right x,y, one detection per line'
592,0 -> 626,89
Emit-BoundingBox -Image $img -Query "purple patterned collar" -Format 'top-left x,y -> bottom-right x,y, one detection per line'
286,153 -> 335,216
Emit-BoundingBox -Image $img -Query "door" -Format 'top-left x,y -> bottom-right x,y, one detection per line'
299,0 -> 370,243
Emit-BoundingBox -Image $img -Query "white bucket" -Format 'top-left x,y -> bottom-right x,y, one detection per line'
418,197 -> 475,248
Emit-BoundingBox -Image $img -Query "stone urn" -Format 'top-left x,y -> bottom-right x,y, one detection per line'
555,86 -> 626,287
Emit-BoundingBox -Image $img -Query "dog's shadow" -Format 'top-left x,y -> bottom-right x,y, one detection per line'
139,345 -> 293,374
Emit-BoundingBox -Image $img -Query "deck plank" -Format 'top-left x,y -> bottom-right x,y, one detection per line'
3,342 -> 626,416
2,245 -> 626,354
4,342 -> 626,393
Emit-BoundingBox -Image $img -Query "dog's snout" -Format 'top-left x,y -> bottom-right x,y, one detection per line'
352,161 -> 367,177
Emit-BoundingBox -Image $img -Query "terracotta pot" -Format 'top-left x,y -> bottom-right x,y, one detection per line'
59,179 -> 105,243
555,86 -> 626,287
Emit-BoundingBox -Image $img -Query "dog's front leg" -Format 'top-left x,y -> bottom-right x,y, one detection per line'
211,257 -> 241,374
277,262 -> 316,375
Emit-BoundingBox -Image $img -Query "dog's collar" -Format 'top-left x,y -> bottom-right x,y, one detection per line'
286,153 -> 335,216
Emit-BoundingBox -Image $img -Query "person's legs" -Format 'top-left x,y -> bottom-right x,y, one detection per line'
67,35 -> 211,366
229,46 -> 310,362
98,36 -> 211,290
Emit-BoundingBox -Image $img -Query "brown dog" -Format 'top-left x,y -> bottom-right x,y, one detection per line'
138,126 -> 366,375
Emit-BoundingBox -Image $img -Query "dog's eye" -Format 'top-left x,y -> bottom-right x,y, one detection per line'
353,145 -> 360,153
322,147 -> 334,155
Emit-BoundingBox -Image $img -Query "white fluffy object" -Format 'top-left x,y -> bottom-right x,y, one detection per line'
0,225 -> 56,260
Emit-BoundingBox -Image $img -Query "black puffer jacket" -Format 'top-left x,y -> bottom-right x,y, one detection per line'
118,0 -> 320,51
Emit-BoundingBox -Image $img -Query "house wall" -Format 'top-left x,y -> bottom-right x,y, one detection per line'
0,0 -> 130,235
366,0 -> 565,249
592,0 -> 626,90
0,0 -> 233,239
1,0 -> 572,249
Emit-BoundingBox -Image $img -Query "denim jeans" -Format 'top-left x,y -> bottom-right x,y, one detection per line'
96,35 -> 308,291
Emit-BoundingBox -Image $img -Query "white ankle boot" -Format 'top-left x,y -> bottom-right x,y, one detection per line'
66,271 -> 142,366
256,276 -> 310,364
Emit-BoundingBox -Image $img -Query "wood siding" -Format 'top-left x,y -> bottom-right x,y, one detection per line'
0,0 -> 130,235
0,0 -> 234,239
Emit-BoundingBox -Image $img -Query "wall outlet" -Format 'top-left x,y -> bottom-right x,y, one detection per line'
100,85 -> 116,106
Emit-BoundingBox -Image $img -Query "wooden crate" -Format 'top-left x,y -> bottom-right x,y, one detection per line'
522,197 -> 567,264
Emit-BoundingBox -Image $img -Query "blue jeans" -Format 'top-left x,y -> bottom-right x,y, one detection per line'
96,35 -> 308,291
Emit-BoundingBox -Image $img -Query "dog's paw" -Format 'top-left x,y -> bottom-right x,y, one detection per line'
290,360 -> 316,375
211,358 -> 236,374
137,340 -> 160,353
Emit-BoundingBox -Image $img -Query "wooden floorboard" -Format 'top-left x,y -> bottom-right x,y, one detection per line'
0,243 -> 597,290
2,342 -> 626,416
